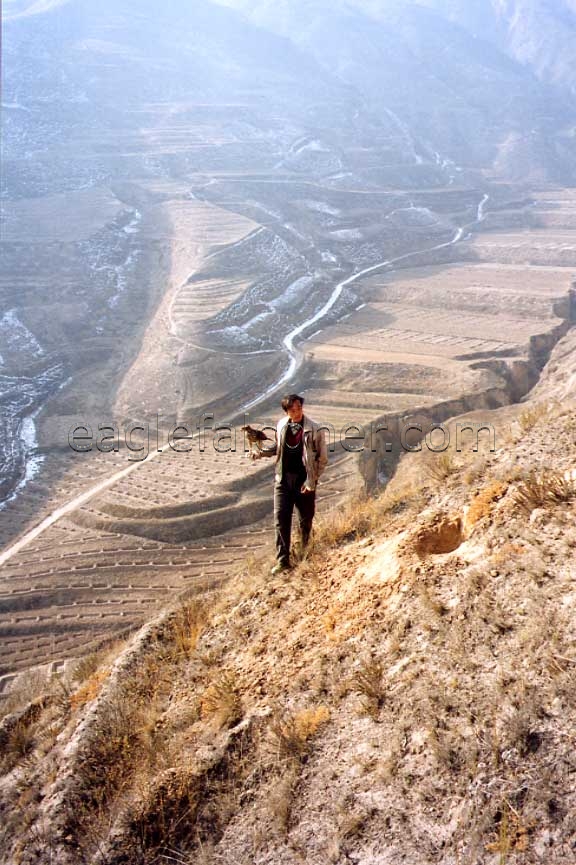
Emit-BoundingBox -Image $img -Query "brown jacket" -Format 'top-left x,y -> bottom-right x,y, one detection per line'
256,414 -> 328,491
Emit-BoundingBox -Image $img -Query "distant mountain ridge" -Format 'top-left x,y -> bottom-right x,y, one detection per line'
412,0 -> 576,94
4,0 -> 576,184
219,0 -> 576,180
494,0 -> 576,93
223,0 -> 576,99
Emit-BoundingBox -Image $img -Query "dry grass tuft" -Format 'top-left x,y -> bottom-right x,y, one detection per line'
315,484 -> 424,552
267,770 -> 299,834
337,807 -> 369,841
513,470 -> 574,514
267,706 -> 330,764
127,766 -> 201,854
70,668 -> 110,711
326,804 -> 370,863
425,452 -> 456,483
66,649 -> 181,844
315,493 -> 379,547
171,600 -> 207,660
0,719 -> 37,774
383,483 -> 427,518
75,693 -> 140,803
0,696 -> 53,775
294,705 -> 331,739
462,456 -> 487,487
351,658 -> 386,720
0,671 -> 50,721
485,800 -> 535,859
200,671 -> 243,729
518,401 -> 556,433
71,651 -> 107,686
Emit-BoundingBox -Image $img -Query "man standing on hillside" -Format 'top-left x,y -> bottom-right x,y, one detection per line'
251,394 -> 328,575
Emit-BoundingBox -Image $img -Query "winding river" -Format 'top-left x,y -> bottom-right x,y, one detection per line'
244,193 -> 490,409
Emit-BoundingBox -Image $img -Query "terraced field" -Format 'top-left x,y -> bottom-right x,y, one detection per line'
113,195 -> 272,421
0,442 -> 358,685
256,189 -> 575,465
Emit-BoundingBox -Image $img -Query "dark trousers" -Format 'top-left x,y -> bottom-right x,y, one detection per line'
274,472 -> 316,566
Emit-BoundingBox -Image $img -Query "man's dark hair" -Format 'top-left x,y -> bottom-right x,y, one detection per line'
281,393 -> 305,412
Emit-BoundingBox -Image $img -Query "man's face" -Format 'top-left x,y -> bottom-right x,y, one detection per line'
286,400 -> 304,423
